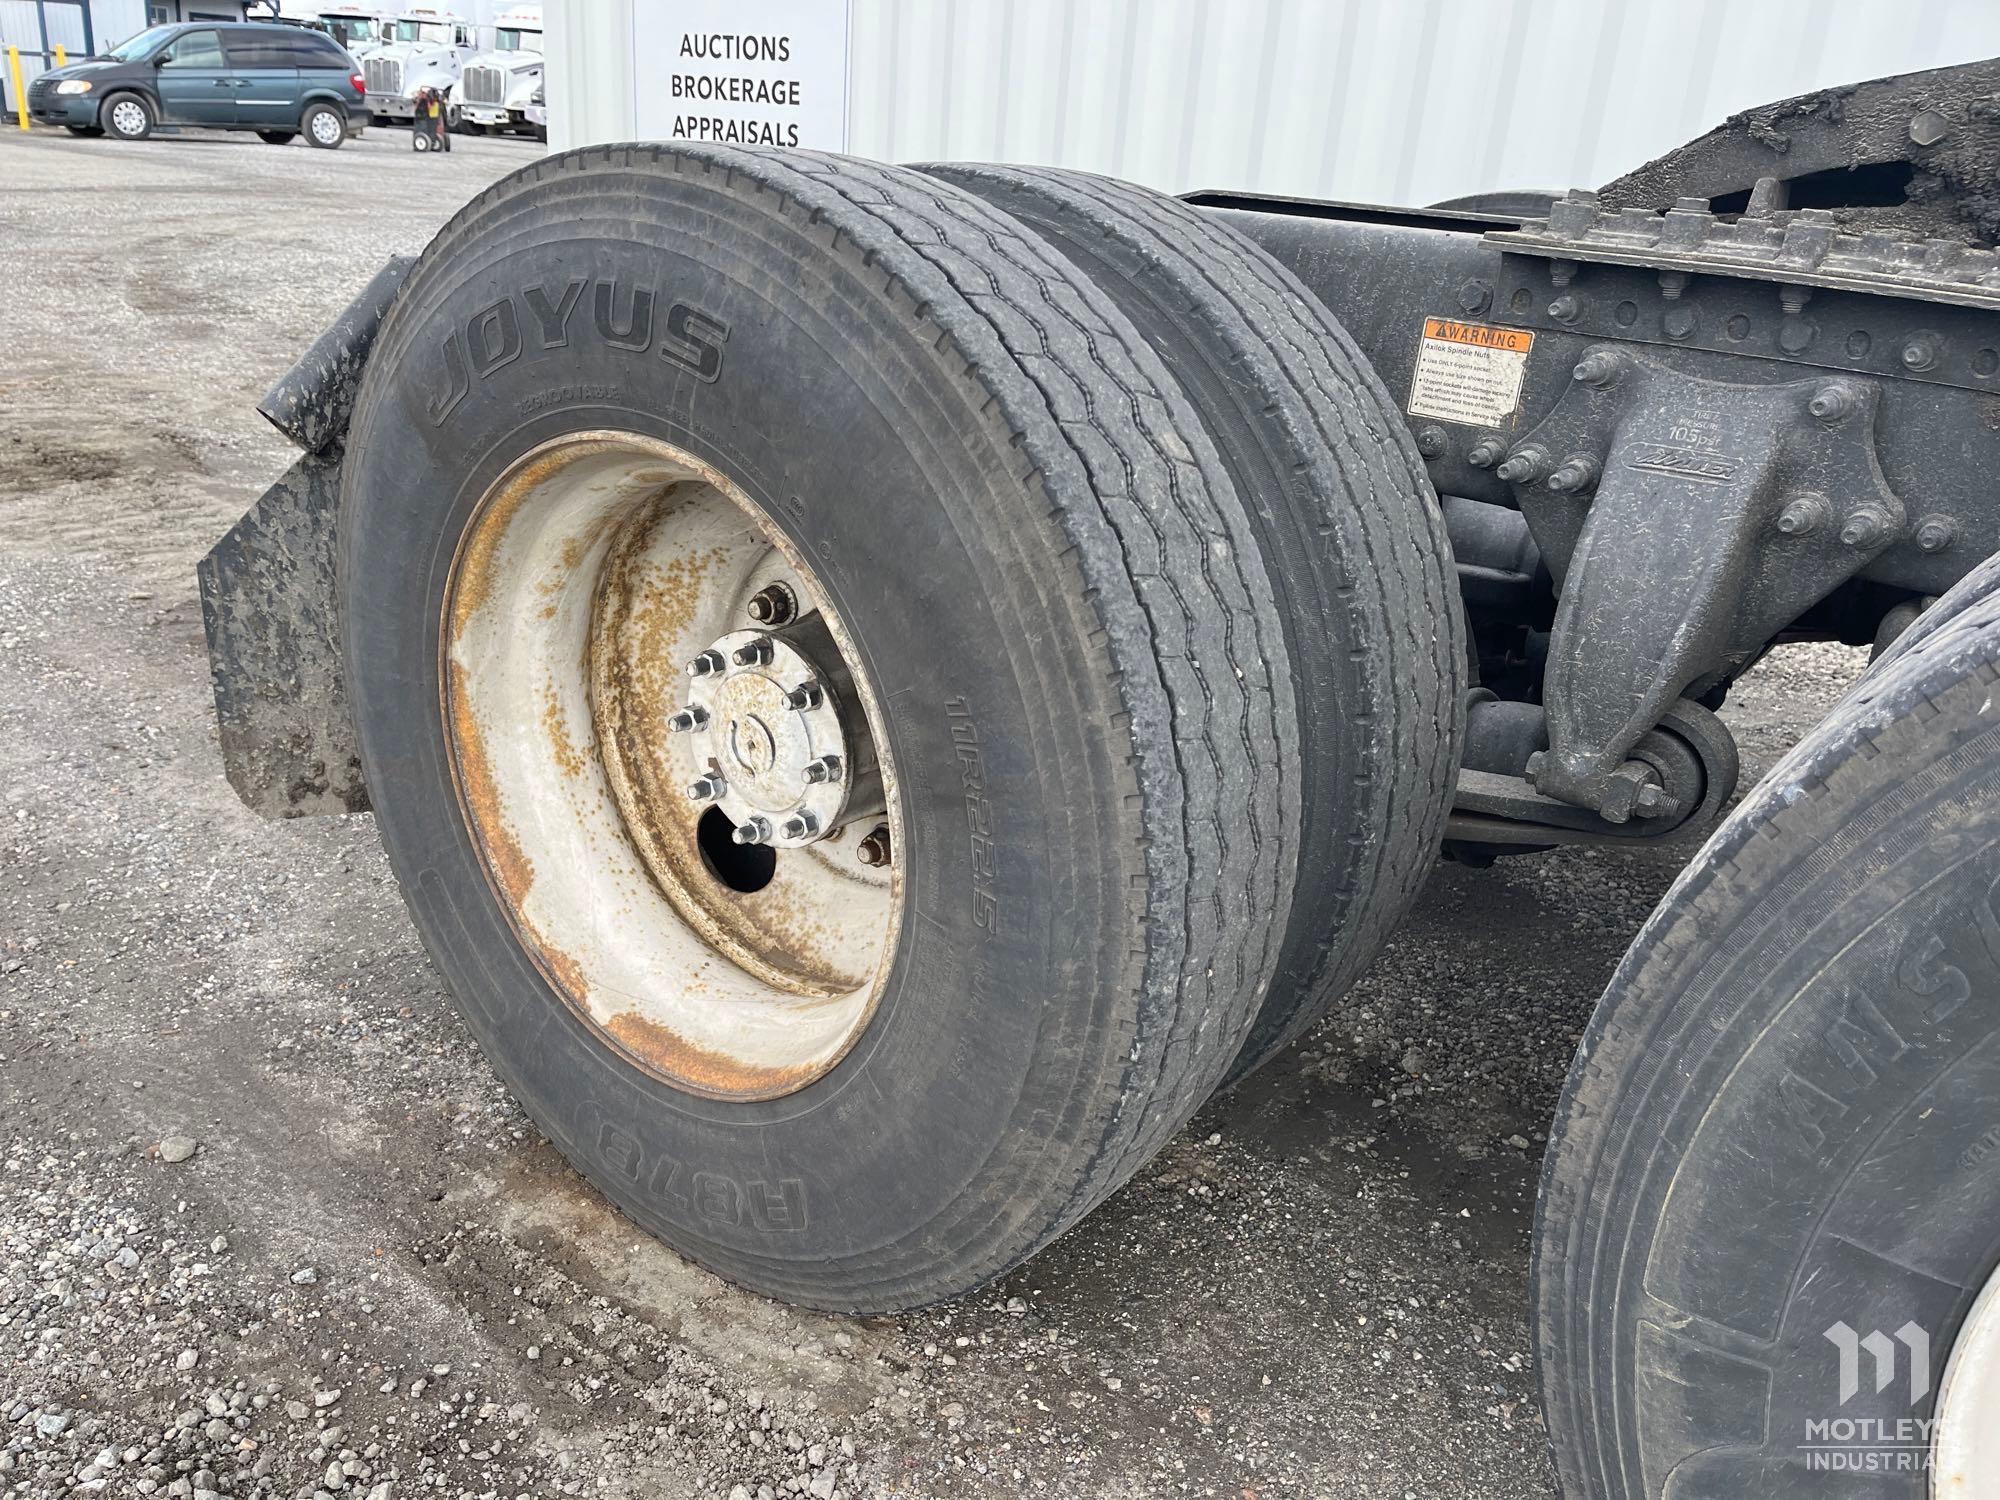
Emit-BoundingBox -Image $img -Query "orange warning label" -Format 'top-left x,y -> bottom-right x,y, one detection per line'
1421,317 -> 1535,353
1409,318 -> 1533,427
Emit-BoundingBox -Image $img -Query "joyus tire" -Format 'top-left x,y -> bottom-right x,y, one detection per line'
340,144 -> 1299,1312
925,164 -> 1463,1085
1535,585 -> 2000,1496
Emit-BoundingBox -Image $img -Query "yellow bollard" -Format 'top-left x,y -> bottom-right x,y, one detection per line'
7,48 -> 27,131
54,45 -> 65,67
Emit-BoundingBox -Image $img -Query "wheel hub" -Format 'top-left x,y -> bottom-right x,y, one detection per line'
681,627 -> 850,847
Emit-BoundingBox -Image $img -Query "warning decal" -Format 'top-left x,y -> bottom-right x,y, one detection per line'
1407,317 -> 1533,428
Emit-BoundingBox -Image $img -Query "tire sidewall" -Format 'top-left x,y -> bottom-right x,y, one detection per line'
1537,621 -> 2000,1496
341,160 -> 1144,1301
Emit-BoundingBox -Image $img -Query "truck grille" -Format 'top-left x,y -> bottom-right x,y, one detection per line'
460,65 -> 505,105
363,56 -> 402,96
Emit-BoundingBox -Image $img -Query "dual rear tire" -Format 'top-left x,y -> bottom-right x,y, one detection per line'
340,145 -> 1460,1310
1536,563 -> 2000,1496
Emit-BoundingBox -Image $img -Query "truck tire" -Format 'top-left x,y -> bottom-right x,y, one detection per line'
1534,587 -> 2000,1497
339,144 -> 1298,1312
1867,547 -> 2000,680
925,164 -> 1463,1085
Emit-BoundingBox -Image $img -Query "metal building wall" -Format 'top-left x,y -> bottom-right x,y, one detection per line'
554,0 -> 2000,205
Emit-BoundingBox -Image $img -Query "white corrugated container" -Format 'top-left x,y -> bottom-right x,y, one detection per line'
549,0 -> 2000,204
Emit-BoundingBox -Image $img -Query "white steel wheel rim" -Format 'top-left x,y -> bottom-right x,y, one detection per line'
310,110 -> 341,144
111,101 -> 144,135
1934,1258 -> 2000,1491
442,433 -> 901,1101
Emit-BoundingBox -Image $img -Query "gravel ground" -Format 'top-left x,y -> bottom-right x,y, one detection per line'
0,124 -> 1868,1500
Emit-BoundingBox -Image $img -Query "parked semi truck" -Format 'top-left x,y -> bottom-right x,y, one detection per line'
311,5 -> 388,60
450,5 -> 542,139
359,5 -> 472,125
198,60 -> 2000,1497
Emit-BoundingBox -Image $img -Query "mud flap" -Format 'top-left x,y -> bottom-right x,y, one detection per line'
196,254 -> 415,818
197,449 -> 366,818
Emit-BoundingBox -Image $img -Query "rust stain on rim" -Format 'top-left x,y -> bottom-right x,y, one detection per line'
438,431 -> 902,1103
591,500 -> 856,997
603,1011 -> 824,1100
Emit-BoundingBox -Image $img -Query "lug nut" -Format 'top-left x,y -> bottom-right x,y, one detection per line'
1776,494 -> 1830,538
1466,435 -> 1507,469
1901,335 -> 1940,373
1841,504 -> 1895,549
732,637 -> 774,667
1414,424 -> 1449,459
746,582 -> 796,627
667,705 -> 708,733
1547,293 -> 1582,323
785,679 -> 824,711
778,811 -> 820,840
1546,455 -> 1600,493
802,754 -> 843,785
685,649 -> 725,679
1495,447 -> 1549,484
1572,349 -> 1622,386
685,772 -> 726,803
1808,381 -> 1861,423
856,825 -> 892,867
732,817 -> 773,846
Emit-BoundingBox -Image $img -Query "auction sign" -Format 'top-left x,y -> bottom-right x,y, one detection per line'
632,0 -> 851,150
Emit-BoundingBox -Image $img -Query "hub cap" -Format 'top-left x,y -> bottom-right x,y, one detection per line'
442,434 -> 900,1100
111,101 -> 145,136
680,626 -> 874,849
311,110 -> 341,144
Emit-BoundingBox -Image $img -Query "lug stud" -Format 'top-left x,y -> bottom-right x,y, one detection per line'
803,754 -> 843,785
856,825 -> 892,867
1466,435 -> 1507,469
786,679 -> 824,711
1808,381 -> 1860,423
685,649 -> 725,678
685,772 -> 726,803
1916,514 -> 1957,553
667,705 -> 708,733
1495,447 -> 1548,484
1840,505 -> 1894,549
1572,350 -> 1622,386
1776,494 -> 1830,538
732,817 -> 773,846
1546,455 -> 1600,493
778,811 -> 820,841
747,582 -> 797,627
732,637 -> 774,667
